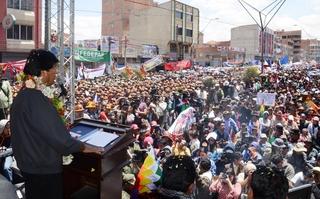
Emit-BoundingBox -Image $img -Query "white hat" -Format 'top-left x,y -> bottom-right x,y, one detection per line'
206,132 -> 217,141
293,142 -> 307,153
260,133 -> 267,139
0,119 -> 9,135
288,115 -> 294,121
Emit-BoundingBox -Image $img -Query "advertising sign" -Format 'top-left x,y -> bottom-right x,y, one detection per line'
75,49 -> 110,62
140,45 -> 158,58
101,36 -> 119,54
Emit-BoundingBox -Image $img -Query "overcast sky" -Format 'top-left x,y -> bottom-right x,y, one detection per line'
74,0 -> 320,42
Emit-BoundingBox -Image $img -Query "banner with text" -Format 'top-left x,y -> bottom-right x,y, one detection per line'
75,49 -> 110,63
256,92 -> 276,106
143,55 -> 164,71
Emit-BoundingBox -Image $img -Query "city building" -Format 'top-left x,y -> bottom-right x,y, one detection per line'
128,0 -> 200,61
301,39 -> 320,63
274,30 -> 301,62
231,24 -> 274,62
194,42 -> 245,66
0,0 -> 42,62
101,0 -> 155,41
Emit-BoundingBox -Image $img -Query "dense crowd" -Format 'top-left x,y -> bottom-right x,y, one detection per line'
69,64 -> 320,198
2,61 -> 320,198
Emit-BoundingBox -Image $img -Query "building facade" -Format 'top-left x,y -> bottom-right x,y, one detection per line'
0,0 -> 42,62
194,42 -> 245,67
128,0 -> 200,61
301,39 -> 320,63
274,30 -> 301,62
101,0 -> 155,40
231,24 -> 274,62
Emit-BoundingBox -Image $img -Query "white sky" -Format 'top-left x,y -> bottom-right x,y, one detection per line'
73,0 -> 320,42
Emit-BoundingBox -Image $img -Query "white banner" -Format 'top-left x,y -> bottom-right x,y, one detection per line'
256,92 -> 276,106
143,55 -> 164,71
77,64 -> 106,79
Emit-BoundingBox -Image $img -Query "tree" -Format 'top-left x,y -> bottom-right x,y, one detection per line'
243,67 -> 260,85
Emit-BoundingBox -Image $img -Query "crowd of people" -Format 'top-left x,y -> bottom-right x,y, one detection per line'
1,48 -> 320,199
69,63 -> 320,198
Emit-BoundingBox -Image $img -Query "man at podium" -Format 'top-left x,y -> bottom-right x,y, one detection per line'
10,49 -> 102,199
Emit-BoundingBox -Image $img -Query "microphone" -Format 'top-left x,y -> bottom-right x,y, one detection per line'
56,76 -> 68,97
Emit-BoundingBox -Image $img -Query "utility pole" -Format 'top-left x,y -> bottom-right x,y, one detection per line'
124,36 -> 128,67
238,0 -> 286,73
44,0 -> 51,50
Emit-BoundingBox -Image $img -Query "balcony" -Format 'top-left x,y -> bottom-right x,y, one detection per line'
7,8 -> 35,25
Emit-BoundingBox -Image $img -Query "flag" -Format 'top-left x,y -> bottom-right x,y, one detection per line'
168,107 -> 196,135
125,65 -> 133,78
259,99 -> 265,117
279,55 -> 289,66
135,147 -> 162,194
140,64 -> 147,77
259,104 -> 265,117
306,99 -> 319,114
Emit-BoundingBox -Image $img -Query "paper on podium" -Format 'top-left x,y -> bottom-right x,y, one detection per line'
83,129 -> 119,147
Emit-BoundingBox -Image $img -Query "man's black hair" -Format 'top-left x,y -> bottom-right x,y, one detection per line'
199,158 -> 211,172
24,49 -> 59,77
271,154 -> 283,165
162,155 -> 196,193
250,166 -> 289,199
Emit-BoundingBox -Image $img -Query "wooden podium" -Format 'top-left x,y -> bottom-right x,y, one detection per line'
63,119 -> 135,199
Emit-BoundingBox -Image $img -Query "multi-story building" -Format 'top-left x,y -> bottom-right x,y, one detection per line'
231,24 -> 274,62
0,0 -> 42,62
194,42 -> 245,66
128,0 -> 200,60
274,30 -> 301,62
301,39 -> 320,63
101,0 -> 155,40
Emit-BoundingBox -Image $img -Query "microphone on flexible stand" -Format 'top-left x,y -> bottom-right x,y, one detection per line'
56,76 -> 68,98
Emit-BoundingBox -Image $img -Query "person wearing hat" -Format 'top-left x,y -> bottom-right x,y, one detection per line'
259,111 -> 271,136
259,133 -> 271,155
85,100 -> 99,120
271,154 -> 295,181
299,113 -> 310,132
288,142 -> 308,173
10,49 -> 102,199
312,167 -> 320,198
248,144 -> 265,166
308,116 -> 320,139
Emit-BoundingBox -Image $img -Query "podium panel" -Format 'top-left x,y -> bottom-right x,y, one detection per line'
63,119 -> 134,199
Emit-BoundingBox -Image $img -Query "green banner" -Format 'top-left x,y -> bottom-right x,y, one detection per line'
75,48 -> 110,62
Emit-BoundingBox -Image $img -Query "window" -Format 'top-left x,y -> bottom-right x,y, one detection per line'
7,0 -> 33,11
6,24 -> 33,40
27,26 -> 33,40
20,25 -> 27,40
186,14 -> 193,22
186,29 -> 193,37
175,11 -> 183,19
6,26 -> 14,39
7,0 -> 14,8
176,27 -> 183,35
13,25 -> 19,39
184,46 -> 189,53
21,0 -> 33,11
